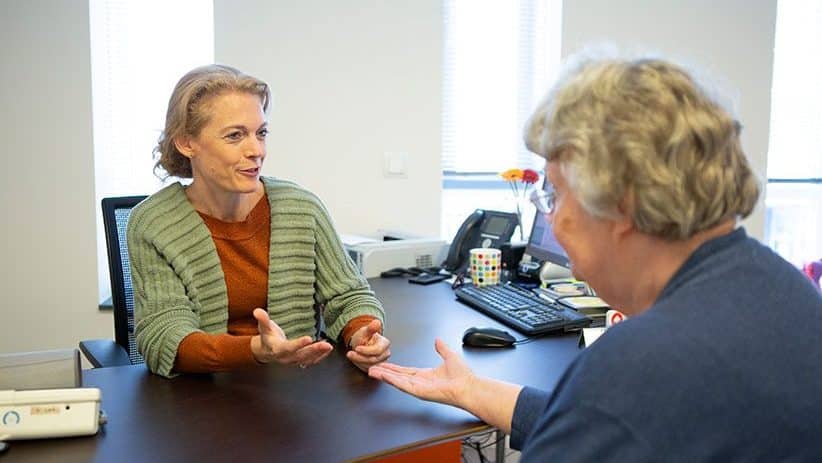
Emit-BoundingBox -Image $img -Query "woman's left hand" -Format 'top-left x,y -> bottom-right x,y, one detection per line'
347,319 -> 391,372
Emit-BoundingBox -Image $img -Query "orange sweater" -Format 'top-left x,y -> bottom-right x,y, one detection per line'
175,195 -> 374,373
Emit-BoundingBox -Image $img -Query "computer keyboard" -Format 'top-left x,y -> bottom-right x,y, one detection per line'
454,283 -> 592,335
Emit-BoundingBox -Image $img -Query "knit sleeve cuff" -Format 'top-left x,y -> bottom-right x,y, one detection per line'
324,299 -> 384,342
340,315 -> 379,348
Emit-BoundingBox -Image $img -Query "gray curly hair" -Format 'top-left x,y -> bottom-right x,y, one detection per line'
524,55 -> 760,240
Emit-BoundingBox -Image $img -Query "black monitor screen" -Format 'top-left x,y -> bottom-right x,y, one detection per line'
524,181 -> 571,269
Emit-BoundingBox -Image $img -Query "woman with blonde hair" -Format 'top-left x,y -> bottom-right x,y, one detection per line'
129,64 -> 391,378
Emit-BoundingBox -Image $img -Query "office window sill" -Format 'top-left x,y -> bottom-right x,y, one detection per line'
99,297 -> 113,311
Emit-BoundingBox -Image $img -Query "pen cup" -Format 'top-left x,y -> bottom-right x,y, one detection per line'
469,248 -> 501,287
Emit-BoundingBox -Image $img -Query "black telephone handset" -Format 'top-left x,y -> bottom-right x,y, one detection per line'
443,209 -> 485,272
443,209 -> 519,274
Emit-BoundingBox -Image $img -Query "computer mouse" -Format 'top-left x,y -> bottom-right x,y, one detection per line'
462,327 -> 516,348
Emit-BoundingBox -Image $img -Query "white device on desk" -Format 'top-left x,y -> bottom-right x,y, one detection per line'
341,232 -> 448,278
0,388 -> 102,440
0,348 -> 105,445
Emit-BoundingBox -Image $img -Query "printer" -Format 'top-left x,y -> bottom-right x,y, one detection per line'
341,231 -> 448,278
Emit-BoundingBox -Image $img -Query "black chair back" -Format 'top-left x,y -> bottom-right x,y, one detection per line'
102,196 -> 147,365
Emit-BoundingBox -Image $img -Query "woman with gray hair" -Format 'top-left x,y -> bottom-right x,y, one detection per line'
369,56 -> 822,461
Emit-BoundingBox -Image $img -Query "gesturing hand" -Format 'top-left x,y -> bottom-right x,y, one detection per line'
367,338 -> 474,408
250,308 -> 333,367
347,319 -> 391,372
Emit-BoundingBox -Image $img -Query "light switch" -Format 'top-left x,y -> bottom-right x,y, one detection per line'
384,152 -> 408,178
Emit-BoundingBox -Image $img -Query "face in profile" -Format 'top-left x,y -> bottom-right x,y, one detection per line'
546,162 -> 617,298
177,91 -> 268,196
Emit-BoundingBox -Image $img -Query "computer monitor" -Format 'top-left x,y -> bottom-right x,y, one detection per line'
524,180 -> 572,279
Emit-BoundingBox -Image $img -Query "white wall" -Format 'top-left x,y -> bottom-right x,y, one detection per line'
213,0 -> 777,241
214,0 -> 444,238
561,0 -> 777,239
0,1 -> 113,354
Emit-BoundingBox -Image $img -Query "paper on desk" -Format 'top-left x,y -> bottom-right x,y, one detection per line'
339,234 -> 379,246
578,327 -> 606,348
561,296 -> 609,309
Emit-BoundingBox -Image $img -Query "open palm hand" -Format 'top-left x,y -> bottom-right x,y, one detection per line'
368,338 -> 474,408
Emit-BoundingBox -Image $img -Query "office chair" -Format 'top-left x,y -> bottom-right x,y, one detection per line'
79,195 -> 148,367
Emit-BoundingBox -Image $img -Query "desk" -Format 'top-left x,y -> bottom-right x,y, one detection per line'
4,278 -> 582,462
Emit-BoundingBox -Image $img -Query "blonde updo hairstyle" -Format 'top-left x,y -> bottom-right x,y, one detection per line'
154,64 -> 271,178
525,55 -> 760,240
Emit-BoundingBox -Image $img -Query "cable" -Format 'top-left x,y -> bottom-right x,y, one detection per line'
479,432 -> 506,450
451,272 -> 466,289
513,336 -> 539,346
474,442 -> 489,463
462,431 -> 495,463
463,430 -> 495,445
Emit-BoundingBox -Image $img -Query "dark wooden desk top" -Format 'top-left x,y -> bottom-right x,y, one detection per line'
4,278 -> 581,462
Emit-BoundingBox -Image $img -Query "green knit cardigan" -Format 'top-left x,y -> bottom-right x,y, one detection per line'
127,177 -> 384,377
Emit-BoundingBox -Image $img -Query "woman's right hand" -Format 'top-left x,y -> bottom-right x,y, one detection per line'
250,308 -> 333,367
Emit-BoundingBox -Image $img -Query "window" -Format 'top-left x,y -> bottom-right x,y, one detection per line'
441,0 -> 562,242
89,0 -> 214,302
765,0 -> 822,267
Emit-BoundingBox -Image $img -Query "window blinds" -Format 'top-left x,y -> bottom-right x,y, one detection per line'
441,0 -> 561,175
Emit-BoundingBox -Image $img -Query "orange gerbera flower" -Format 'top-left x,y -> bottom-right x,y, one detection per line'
499,168 -> 523,181
499,167 -> 542,241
